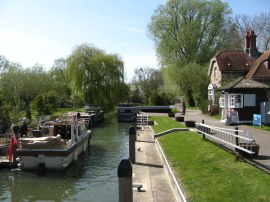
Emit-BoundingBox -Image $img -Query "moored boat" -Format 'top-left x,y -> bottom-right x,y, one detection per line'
16,114 -> 91,171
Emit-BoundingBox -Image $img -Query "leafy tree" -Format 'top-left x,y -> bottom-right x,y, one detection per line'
33,92 -> 57,116
132,67 -> 164,105
67,44 -> 127,112
50,58 -> 72,107
0,92 -> 11,133
0,55 -> 9,76
129,85 -> 144,104
148,0 -> 232,66
166,62 -> 209,106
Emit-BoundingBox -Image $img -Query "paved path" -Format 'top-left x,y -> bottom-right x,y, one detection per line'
133,126 -> 178,202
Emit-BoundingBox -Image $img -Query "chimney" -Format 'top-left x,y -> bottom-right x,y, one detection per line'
244,31 -> 250,49
244,30 -> 258,58
249,30 -> 257,49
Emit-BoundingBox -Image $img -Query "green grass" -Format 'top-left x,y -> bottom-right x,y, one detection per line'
210,114 -> 221,120
159,131 -> 270,201
187,106 -> 199,110
150,116 -> 186,134
0,137 -> 7,145
150,115 -> 270,201
53,107 -> 84,115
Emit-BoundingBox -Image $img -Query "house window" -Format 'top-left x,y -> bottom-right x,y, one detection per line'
208,89 -> 214,101
219,94 -> 225,107
228,94 -> 243,108
244,94 -> 256,106
208,84 -> 218,105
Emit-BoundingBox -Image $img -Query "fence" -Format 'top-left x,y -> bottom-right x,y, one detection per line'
196,123 -> 259,156
136,114 -> 148,130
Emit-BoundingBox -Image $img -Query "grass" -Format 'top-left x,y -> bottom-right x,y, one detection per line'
150,116 -> 270,201
150,116 -> 186,134
0,137 -> 7,145
159,131 -> 270,202
210,114 -> 221,120
53,107 -> 85,115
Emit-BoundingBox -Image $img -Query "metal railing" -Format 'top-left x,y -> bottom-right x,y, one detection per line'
136,114 -> 148,130
196,123 -> 258,155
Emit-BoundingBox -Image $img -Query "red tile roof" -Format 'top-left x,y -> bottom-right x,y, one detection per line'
215,50 -> 255,72
246,50 -> 270,79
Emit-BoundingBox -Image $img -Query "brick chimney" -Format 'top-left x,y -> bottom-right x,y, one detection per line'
244,30 -> 258,58
244,31 -> 250,49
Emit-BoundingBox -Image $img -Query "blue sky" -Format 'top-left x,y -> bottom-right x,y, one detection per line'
0,0 -> 269,81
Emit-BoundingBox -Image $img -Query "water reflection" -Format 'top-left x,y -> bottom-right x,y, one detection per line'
0,117 -> 130,202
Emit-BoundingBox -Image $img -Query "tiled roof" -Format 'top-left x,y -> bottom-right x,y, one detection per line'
220,77 -> 270,90
246,50 -> 270,79
215,50 -> 255,72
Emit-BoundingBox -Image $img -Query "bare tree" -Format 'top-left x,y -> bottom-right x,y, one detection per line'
234,12 -> 270,52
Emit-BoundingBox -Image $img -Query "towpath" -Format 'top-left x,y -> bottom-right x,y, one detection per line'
133,126 -> 179,202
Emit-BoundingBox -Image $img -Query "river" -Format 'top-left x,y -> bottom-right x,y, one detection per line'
0,116 -> 131,202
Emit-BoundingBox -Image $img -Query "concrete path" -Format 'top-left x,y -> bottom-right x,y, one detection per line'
133,126 -> 178,202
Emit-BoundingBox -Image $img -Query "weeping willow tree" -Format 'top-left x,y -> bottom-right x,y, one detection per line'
66,44 -> 129,112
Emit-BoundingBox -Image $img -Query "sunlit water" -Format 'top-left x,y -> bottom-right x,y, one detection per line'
0,116 -> 131,202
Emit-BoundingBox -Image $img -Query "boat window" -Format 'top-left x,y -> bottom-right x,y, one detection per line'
66,125 -> 71,139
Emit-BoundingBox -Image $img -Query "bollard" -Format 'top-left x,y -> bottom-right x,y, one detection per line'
118,159 -> 133,202
202,119 -> 205,139
129,126 -> 136,163
235,127 -> 239,147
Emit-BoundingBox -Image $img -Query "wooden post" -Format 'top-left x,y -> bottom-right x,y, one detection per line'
129,126 -> 136,163
235,127 -> 239,146
118,159 -> 133,202
202,119 -> 205,139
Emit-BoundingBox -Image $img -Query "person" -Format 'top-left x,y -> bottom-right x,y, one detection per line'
20,118 -> 28,137
181,100 -> 186,115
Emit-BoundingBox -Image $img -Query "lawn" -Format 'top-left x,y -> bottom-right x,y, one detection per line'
150,116 -> 186,134
159,132 -> 270,201
152,116 -> 270,201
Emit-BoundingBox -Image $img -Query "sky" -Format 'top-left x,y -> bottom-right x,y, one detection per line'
0,0 -> 269,82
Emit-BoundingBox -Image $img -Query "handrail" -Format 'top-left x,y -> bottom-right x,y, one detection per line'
199,123 -> 245,133
196,123 -> 257,155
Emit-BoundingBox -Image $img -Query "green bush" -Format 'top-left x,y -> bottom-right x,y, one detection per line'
199,99 -> 210,114
33,92 -> 57,116
0,93 -> 11,133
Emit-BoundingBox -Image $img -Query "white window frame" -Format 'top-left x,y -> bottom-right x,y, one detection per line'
219,94 -> 225,107
228,94 -> 243,108
208,89 -> 214,101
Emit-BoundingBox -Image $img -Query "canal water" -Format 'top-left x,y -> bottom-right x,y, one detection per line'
0,116 -> 131,202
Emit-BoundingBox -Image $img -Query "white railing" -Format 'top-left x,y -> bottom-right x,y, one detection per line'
136,114 -> 148,130
196,123 -> 258,155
